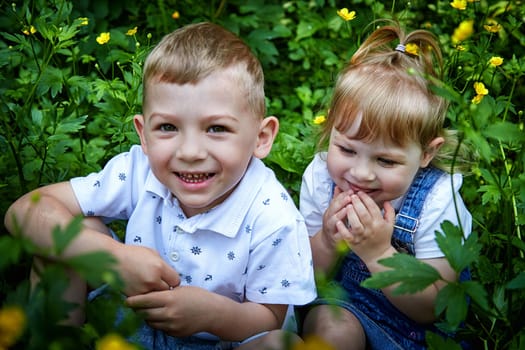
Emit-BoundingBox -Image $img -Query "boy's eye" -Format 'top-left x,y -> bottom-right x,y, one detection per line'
208,125 -> 227,133
159,124 -> 177,132
378,158 -> 396,166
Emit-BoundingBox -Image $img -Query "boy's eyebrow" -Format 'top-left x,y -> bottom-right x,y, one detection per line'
148,112 -> 240,122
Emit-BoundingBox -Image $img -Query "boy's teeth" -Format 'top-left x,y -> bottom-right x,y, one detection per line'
179,173 -> 210,183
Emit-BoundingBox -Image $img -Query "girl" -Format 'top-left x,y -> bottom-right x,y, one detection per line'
299,21 -> 472,350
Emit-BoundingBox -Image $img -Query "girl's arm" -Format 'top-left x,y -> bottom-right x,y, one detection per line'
340,191 -> 456,323
366,252 -> 456,324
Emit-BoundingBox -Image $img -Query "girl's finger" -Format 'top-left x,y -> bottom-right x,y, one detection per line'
345,204 -> 363,234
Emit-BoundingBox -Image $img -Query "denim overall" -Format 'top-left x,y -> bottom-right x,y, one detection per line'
325,166 -> 448,350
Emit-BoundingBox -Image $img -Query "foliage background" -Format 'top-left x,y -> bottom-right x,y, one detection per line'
0,0 -> 524,349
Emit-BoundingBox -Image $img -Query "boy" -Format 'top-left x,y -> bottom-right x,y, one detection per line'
4,22 -> 316,349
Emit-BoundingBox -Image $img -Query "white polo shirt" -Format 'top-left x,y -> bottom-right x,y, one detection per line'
71,145 -> 316,305
300,153 -> 472,259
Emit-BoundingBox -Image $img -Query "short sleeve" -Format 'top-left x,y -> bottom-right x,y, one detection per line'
299,153 -> 333,236
414,173 -> 472,259
70,145 -> 148,220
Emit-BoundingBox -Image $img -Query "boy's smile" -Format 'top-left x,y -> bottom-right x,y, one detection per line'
134,68 -> 263,217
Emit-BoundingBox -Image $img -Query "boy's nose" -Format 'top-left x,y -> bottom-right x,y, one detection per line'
175,136 -> 206,160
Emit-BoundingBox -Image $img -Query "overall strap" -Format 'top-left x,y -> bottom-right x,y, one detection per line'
392,166 -> 445,255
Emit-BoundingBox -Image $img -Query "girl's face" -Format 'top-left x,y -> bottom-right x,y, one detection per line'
327,116 -> 439,206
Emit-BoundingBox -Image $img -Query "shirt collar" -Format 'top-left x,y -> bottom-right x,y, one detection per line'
144,157 -> 267,238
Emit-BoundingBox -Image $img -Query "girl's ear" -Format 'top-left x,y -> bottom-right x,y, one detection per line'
133,114 -> 149,155
253,116 -> 279,159
420,137 -> 445,167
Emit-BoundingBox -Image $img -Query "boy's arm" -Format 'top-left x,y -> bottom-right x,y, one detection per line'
5,182 -> 115,256
4,182 -> 180,295
126,286 -> 287,341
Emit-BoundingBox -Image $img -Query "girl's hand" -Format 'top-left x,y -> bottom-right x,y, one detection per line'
321,186 -> 353,251
336,191 -> 396,263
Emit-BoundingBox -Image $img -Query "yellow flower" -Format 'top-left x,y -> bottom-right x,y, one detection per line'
489,56 -> 503,67
96,333 -> 136,350
455,44 -> 466,51
96,32 -> 111,45
126,26 -> 137,36
0,306 -> 26,348
405,43 -> 419,56
484,19 -> 502,33
337,8 -> 356,21
471,94 -> 484,104
171,11 -> 180,19
450,0 -> 467,10
313,115 -> 326,125
452,19 -> 474,44
78,17 -> 89,26
22,25 -> 36,35
293,335 -> 336,350
474,82 -> 488,95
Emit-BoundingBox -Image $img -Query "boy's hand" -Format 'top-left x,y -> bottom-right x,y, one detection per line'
126,286 -> 213,336
112,243 -> 180,296
126,286 -> 286,340
336,191 -> 396,264
321,186 -> 353,251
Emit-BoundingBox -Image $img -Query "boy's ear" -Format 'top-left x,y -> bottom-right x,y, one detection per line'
253,116 -> 279,159
420,136 -> 445,167
133,114 -> 149,154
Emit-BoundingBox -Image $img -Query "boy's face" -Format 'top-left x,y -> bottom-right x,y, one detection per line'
135,69 -> 265,217
326,116 -> 438,206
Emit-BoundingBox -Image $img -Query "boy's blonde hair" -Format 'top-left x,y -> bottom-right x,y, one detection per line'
143,22 -> 266,118
320,20 -> 463,171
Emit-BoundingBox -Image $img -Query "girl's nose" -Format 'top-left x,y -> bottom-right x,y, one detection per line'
350,160 -> 375,182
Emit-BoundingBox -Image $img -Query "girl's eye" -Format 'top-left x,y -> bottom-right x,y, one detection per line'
159,124 -> 177,132
339,146 -> 355,155
208,125 -> 227,133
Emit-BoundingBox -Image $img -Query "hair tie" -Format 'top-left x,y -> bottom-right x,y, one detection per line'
395,44 -> 406,53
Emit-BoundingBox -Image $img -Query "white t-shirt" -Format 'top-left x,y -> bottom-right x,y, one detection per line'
300,153 -> 472,259
71,145 -> 316,305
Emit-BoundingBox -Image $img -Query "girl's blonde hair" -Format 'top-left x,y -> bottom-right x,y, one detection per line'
320,20 -> 465,172
143,22 -> 266,118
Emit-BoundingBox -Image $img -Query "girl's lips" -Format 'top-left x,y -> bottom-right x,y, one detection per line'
176,172 -> 214,183
350,184 -> 375,194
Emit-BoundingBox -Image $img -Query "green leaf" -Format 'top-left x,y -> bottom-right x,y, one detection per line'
483,121 -> 525,143
435,283 -> 469,328
462,280 -> 489,311
465,127 -> 494,162
52,216 -> 83,256
54,115 -> 88,134
361,254 -> 441,294
296,20 -> 322,41
0,235 -> 22,270
435,221 -> 480,273
426,331 -> 463,350
66,251 -> 121,288
507,271 -> 525,289
37,66 -> 65,98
